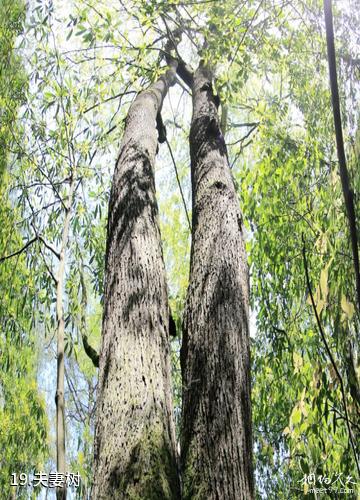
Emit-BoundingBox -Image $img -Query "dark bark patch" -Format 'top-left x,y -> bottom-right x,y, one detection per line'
212,180 -> 227,191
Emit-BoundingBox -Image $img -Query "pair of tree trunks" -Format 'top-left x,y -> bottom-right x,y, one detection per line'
93,60 -> 253,498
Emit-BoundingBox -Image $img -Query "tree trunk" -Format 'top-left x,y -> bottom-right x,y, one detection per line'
181,64 -> 254,499
93,66 -> 180,499
323,0 -> 360,313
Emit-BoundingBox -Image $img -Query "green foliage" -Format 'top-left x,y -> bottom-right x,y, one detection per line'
0,1 -> 49,497
235,6 -> 360,491
0,353 -> 48,499
0,194 -> 49,497
1,0 -> 360,497
0,0 -> 27,177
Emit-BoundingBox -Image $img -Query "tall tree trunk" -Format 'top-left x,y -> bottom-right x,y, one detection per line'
93,65 -> 180,499
181,64 -> 254,499
323,0 -> 360,312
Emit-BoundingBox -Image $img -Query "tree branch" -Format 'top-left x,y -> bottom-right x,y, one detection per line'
83,90 -> 137,114
38,244 -> 58,285
0,237 -> 38,263
38,235 -> 61,260
82,335 -> 99,368
226,124 -> 259,146
162,20 -> 194,87
176,59 -> 194,88
16,220 -> 60,262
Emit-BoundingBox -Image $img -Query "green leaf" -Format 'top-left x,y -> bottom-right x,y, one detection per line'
320,267 -> 328,301
341,295 -> 354,320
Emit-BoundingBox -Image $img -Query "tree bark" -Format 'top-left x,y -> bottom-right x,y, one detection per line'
93,65 -> 180,499
181,64 -> 254,499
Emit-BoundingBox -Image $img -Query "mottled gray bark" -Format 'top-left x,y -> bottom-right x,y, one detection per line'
181,64 -> 254,499
92,66 -> 180,499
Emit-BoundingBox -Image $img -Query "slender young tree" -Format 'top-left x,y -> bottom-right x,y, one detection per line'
92,62 -> 181,498
180,62 -> 254,499
55,174 -> 76,500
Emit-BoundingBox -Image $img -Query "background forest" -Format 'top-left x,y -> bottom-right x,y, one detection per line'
0,0 -> 359,498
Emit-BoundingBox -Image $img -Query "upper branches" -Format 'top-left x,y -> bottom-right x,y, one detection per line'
162,22 -> 194,88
